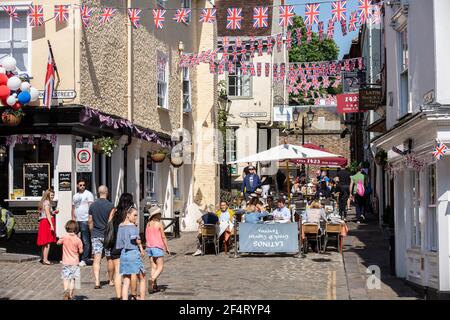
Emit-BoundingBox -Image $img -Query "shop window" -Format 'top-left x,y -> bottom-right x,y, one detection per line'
13,138 -> 54,197
0,7 -> 31,74
427,164 -> 438,251
146,153 -> 156,199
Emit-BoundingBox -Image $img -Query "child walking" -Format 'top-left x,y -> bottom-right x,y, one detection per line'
116,206 -> 146,300
57,220 -> 83,300
145,207 -> 170,294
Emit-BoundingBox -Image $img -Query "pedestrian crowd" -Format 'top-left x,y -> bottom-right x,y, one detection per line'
35,180 -> 169,300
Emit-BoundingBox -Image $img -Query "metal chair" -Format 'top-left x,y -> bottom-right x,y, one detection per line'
200,224 -> 219,255
302,223 -> 321,254
323,223 -> 342,253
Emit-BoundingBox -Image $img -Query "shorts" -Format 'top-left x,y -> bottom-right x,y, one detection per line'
146,247 -> 164,257
61,265 -> 80,280
92,237 -> 110,256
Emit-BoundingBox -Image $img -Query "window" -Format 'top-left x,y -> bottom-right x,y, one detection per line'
398,28 -> 409,117
410,170 -> 421,247
157,0 -> 167,8
228,55 -> 251,98
427,164 -> 438,251
182,67 -> 191,112
225,128 -> 237,163
146,153 -> 156,199
0,8 -> 30,74
157,52 -> 169,109
173,168 -> 182,200
181,0 -> 191,24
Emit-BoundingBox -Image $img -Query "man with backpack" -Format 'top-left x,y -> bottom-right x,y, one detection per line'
349,166 -> 366,224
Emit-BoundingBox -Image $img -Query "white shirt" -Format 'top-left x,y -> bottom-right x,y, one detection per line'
272,206 -> 291,223
72,190 -> 94,222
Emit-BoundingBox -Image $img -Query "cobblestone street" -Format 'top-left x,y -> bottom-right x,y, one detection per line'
0,211 -> 421,300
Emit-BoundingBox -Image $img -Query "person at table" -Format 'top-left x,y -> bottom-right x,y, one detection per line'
216,201 -> 235,254
319,171 -> 330,187
314,181 -> 332,199
291,176 -> 302,194
241,166 -> 261,200
265,195 -> 275,212
272,198 -> 291,223
192,205 -> 219,256
304,200 -> 327,224
244,201 -> 268,224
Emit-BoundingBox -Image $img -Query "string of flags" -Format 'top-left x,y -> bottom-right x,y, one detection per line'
433,142 -> 448,160
0,1 -> 382,30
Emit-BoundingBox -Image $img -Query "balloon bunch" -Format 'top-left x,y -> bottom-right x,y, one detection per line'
0,56 -> 39,110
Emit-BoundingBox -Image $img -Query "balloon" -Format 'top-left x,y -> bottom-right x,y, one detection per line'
7,76 -> 21,91
1,56 -> 17,72
18,91 -> 31,105
6,95 -> 17,106
20,82 -> 31,92
0,67 -> 5,74
12,102 -> 21,110
0,85 -> 10,99
29,87 -> 39,102
0,74 -> 7,86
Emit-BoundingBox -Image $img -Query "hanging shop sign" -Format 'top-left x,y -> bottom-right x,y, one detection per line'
76,142 -> 93,173
23,163 -> 50,197
58,172 -> 72,191
359,87 -> 382,111
239,112 -> 267,118
337,93 -> 360,114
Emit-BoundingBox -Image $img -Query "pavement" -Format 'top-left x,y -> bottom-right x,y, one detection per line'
0,209 -> 421,300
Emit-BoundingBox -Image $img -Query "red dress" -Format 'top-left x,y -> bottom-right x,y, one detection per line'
36,201 -> 57,246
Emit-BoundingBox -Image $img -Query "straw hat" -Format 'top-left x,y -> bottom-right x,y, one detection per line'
255,188 -> 263,195
148,206 -> 162,219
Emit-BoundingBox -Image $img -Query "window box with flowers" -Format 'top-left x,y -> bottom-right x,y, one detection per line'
93,137 -> 118,157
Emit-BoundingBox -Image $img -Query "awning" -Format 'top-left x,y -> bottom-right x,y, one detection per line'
285,143 -> 348,167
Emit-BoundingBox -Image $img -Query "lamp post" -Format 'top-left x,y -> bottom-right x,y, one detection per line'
292,106 -> 315,172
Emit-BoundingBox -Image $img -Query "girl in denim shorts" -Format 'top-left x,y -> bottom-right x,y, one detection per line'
145,207 -> 170,293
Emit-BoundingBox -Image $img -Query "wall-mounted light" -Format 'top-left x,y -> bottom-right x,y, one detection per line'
178,41 -> 185,55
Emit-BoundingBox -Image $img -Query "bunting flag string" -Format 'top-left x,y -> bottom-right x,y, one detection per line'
6,1 -> 382,30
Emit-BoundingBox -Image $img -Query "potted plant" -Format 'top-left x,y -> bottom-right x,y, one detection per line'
93,137 -> 118,157
375,149 -> 388,166
151,148 -> 168,163
1,109 -> 24,127
169,151 -> 183,167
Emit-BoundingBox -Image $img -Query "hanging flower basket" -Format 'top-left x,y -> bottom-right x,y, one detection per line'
1,109 -> 24,127
169,153 -> 184,168
151,149 -> 168,163
93,137 -> 118,157
374,149 -> 387,166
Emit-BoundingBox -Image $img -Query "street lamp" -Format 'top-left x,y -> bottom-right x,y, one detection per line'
292,106 -> 315,172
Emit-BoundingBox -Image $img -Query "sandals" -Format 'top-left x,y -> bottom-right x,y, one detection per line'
94,285 -> 101,289
129,295 -> 137,300
63,290 -> 71,300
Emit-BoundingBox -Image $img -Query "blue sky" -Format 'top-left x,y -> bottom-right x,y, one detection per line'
286,0 -> 360,58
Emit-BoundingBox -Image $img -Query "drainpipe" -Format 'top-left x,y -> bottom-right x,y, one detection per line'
127,0 -> 133,121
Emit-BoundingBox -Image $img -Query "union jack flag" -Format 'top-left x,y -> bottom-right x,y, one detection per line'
265,63 -> 270,77
43,48 -> 56,109
305,3 -> 320,26
226,8 -> 242,30
279,5 -> 295,27
241,62 -> 248,76
286,31 -> 292,50
266,36 -> 273,55
235,37 -> 242,48
331,1 -> 346,23
80,6 -> 93,28
222,36 -> 230,52
173,8 -> 191,24
306,26 -> 313,43
257,39 -> 264,56
295,28 -> 302,45
358,0 -> 373,24
249,63 -> 255,76
153,9 -> 166,29
349,11 -> 358,31
257,63 -> 262,77
199,8 -> 216,23
2,6 -> 19,21
99,8 -> 116,25
28,5 -> 44,27
54,5 -> 70,24
433,143 -> 448,160
371,4 -> 381,24
318,21 -> 324,41
253,6 -> 269,28
128,9 -> 142,28
327,20 -> 335,39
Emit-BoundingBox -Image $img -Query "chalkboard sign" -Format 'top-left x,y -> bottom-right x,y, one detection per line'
238,223 -> 299,253
23,163 -> 51,197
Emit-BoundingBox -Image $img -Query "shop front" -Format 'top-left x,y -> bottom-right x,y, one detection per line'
0,105 -> 173,237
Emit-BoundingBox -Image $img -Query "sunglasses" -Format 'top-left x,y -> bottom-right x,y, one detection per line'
78,184 -> 85,187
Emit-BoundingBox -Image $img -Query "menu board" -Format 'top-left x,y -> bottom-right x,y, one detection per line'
23,163 -> 51,197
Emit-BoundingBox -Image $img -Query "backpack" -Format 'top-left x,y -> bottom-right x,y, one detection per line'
0,207 -> 15,239
103,220 -> 115,250
356,179 -> 365,197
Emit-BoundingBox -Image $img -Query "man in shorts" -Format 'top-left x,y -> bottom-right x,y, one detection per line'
88,185 -> 114,289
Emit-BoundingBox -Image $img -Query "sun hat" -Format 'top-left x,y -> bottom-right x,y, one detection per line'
255,188 -> 263,194
148,206 -> 162,219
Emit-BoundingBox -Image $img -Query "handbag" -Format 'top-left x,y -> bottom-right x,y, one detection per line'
103,220 -> 115,250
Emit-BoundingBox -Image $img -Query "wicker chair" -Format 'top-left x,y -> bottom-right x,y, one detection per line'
323,223 -> 342,253
201,224 -> 219,255
302,223 -> 321,254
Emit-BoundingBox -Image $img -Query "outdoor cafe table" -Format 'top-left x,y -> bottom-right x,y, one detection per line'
300,220 -> 348,251
238,222 -> 299,254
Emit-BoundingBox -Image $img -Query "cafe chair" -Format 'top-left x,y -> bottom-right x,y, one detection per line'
302,223 -> 321,254
200,224 -> 219,256
323,223 -> 342,253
